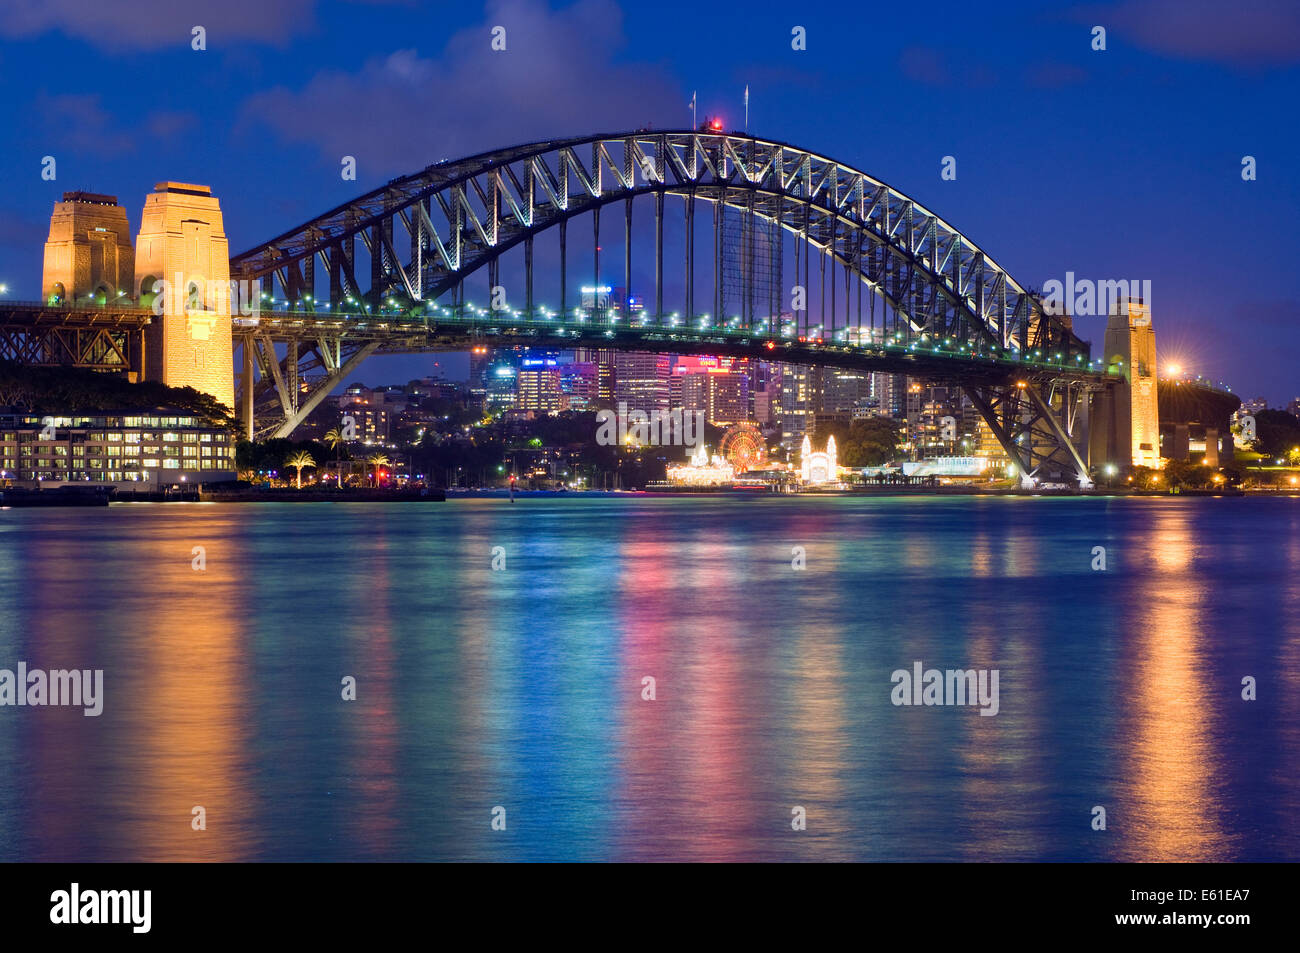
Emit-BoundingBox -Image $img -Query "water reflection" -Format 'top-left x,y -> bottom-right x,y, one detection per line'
1115,505 -> 1220,860
0,497 -> 1294,861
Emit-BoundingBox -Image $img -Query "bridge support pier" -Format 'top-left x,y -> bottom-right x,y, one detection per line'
964,379 -> 1093,488
1203,428 -> 1221,467
241,342 -> 254,442
1169,423 -> 1190,462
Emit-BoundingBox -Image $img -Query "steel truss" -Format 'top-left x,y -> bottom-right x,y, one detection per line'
0,305 -> 148,373
230,131 -> 1102,471
963,377 -> 1099,488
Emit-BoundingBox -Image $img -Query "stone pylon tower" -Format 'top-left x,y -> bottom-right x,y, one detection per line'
1101,298 -> 1161,469
134,182 -> 235,410
41,192 -> 135,305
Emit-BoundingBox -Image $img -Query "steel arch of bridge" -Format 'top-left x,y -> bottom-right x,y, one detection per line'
230,130 -> 1107,485
233,130 -> 1086,357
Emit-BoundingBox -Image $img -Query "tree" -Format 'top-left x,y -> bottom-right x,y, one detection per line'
1251,409 -> 1300,461
819,416 -> 903,467
1162,459 -> 1211,488
323,428 -> 345,487
1127,465 -> 1161,489
0,360 -> 234,428
285,450 -> 316,489
367,453 -> 390,487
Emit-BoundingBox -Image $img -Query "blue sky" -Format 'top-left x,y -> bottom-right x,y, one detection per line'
1,0 -> 1297,401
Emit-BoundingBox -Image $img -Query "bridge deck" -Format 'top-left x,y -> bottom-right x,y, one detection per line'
233,308 -> 1114,386
0,302 -> 153,328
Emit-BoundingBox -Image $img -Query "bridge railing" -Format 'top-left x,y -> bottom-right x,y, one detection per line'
0,298 -> 153,314
1162,376 -> 1237,398
247,300 -> 1110,377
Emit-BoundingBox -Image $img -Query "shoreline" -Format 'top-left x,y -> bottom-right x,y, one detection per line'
5,485 -> 1292,507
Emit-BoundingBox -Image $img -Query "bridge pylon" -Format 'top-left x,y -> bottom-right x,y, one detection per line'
1089,298 -> 1161,471
134,182 -> 235,411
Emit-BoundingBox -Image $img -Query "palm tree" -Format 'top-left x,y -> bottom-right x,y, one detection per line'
323,427 -> 344,487
286,450 -> 316,489
367,453 -> 390,487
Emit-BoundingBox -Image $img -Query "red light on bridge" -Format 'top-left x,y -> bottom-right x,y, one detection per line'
764,340 -> 776,350
710,118 -> 723,131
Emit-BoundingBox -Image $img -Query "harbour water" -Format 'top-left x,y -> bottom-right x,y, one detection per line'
0,495 -> 1297,861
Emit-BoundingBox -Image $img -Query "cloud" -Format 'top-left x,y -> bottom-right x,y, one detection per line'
0,0 -> 315,50
1070,0 -> 1300,67
146,110 -> 200,140
899,47 -> 950,86
1026,61 -> 1090,88
36,93 -> 135,156
898,46 -> 999,88
241,0 -> 684,176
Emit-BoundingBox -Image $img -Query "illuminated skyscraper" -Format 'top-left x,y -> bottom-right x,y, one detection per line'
673,356 -> 750,425
517,363 -> 564,412
613,351 -> 671,416
778,364 -> 811,450
560,362 -> 599,411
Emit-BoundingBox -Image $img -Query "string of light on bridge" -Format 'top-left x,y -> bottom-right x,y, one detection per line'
233,297 -> 1108,375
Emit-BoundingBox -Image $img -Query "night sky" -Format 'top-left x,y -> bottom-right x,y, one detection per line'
1,0 -> 1297,402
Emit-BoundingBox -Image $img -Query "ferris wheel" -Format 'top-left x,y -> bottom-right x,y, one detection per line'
720,422 -> 768,473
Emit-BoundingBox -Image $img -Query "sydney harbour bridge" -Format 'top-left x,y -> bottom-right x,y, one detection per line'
3,129 -> 1149,488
